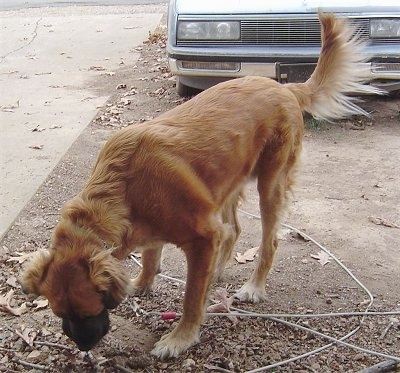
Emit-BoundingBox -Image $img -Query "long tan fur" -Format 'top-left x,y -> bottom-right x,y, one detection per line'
20,13 -> 381,359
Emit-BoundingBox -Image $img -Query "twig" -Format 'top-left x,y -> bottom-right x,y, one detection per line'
15,358 -> 49,371
34,340 -> 73,350
115,363 -> 134,373
85,351 -> 102,373
204,364 -> 235,373
380,321 -> 394,340
0,346 -> 18,352
356,360 -> 399,373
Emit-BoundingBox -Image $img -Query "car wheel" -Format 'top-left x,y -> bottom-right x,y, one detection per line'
176,77 -> 199,97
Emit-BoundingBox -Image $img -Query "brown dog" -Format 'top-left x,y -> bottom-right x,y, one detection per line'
20,13 -> 380,359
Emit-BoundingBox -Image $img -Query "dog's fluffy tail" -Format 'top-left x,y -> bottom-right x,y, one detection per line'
287,13 -> 383,121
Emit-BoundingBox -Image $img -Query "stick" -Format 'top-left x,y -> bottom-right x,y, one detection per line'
34,340 -> 73,350
379,322 -> 394,340
357,360 -> 399,373
15,359 -> 49,371
115,364 -> 134,373
85,351 -> 102,373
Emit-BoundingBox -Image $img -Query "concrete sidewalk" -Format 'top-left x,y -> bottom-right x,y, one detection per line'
0,5 -> 164,239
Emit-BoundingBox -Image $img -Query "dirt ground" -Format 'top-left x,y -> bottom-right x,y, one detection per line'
1,25 -> 399,373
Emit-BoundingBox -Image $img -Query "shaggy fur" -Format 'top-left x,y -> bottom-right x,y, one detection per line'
20,13 -> 381,359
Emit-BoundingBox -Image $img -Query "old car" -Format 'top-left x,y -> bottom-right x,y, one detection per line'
167,0 -> 400,96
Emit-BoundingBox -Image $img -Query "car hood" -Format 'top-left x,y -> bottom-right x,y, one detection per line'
175,0 -> 400,14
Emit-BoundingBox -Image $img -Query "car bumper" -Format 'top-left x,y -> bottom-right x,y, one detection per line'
169,58 -> 400,92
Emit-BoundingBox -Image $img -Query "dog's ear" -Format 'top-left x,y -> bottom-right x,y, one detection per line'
88,250 -> 130,310
19,250 -> 53,295
102,290 -> 121,309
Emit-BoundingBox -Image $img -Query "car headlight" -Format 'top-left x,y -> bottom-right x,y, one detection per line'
370,18 -> 400,38
177,21 -> 240,41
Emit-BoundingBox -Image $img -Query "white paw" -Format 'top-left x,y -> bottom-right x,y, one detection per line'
151,331 -> 199,359
235,282 -> 267,303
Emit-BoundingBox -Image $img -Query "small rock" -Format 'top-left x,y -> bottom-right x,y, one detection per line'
311,363 -> 321,370
354,353 -> 365,361
27,350 -> 41,360
182,358 -> 196,370
40,345 -> 50,353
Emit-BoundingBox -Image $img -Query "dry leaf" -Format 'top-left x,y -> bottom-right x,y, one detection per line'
234,247 -> 258,264
7,251 -> 37,264
89,65 -> 106,71
16,325 -> 37,346
120,98 -> 131,106
31,125 -> 46,132
310,250 -> 331,266
40,328 -> 52,337
6,276 -> 18,288
368,216 -> 399,229
207,288 -> 237,323
33,299 -> 48,310
0,290 -> 28,316
0,100 -> 19,111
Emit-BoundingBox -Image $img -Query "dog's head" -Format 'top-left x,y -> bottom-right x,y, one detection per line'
20,232 -> 130,351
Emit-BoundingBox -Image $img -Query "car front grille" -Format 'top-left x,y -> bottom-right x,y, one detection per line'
241,18 -> 325,46
177,17 -> 398,47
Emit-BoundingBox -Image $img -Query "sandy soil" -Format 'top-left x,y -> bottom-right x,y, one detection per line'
1,26 -> 399,373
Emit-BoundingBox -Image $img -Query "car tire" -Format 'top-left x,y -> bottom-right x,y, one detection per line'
176,77 -> 199,97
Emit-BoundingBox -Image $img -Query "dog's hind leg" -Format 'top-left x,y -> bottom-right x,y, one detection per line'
214,190 -> 242,281
129,244 -> 163,294
235,129 -> 301,303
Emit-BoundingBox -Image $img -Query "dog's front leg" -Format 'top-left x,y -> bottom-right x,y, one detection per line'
129,245 -> 163,294
151,237 -> 217,359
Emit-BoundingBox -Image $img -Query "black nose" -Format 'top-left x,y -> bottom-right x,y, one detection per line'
62,309 -> 110,351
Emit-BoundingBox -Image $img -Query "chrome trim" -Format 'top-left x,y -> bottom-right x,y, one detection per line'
170,58 -> 279,78
176,16 -> 400,47
169,58 -> 400,81
368,63 -> 400,79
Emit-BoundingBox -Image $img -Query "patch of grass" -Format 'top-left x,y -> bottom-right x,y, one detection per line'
304,116 -> 327,130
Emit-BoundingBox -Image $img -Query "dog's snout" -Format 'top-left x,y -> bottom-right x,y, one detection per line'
62,309 -> 110,351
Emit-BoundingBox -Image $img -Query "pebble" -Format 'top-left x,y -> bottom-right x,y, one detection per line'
182,358 -> 196,370
311,362 -> 321,370
27,349 -> 41,360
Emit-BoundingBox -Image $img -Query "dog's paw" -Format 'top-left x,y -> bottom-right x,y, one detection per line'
127,278 -> 152,295
235,282 -> 267,303
151,330 -> 199,360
